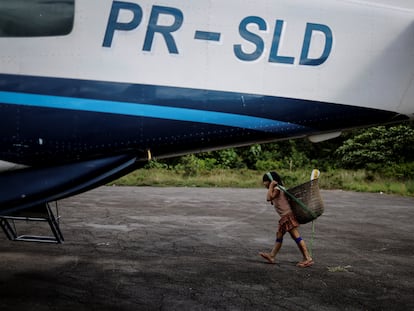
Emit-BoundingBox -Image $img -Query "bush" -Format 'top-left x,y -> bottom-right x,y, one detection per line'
336,124 -> 414,169
176,154 -> 202,177
369,162 -> 414,179
255,159 -> 283,172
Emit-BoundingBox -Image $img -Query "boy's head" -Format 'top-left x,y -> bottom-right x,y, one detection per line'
262,171 -> 283,188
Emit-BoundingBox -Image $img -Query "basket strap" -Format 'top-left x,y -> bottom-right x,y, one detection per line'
309,221 -> 315,257
277,185 -> 317,219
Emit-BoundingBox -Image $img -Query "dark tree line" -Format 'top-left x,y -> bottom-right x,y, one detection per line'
153,123 -> 414,179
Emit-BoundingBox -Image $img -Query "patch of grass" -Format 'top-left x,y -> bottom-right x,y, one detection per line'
327,265 -> 352,273
109,168 -> 263,188
406,180 -> 414,196
108,168 -> 413,197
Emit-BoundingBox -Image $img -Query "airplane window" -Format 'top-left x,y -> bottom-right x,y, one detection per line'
0,0 -> 74,37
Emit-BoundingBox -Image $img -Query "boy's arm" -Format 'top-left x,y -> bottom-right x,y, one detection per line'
266,180 -> 280,202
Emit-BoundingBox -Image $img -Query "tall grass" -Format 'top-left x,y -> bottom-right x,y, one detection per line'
109,168 -> 414,197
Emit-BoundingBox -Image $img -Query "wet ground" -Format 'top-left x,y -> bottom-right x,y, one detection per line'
0,187 -> 413,310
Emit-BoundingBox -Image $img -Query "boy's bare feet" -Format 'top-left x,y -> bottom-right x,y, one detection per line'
296,259 -> 314,268
259,252 -> 275,264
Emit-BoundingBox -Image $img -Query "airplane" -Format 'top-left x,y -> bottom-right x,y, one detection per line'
0,0 -> 413,241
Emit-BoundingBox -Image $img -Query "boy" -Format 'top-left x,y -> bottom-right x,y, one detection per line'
259,172 -> 314,268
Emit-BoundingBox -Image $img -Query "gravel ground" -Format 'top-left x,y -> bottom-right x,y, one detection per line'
0,187 -> 413,310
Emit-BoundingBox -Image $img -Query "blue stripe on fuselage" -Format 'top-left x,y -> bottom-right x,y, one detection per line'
0,91 -> 308,133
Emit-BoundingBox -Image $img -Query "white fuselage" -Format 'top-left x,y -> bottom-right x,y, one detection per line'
1,0 -> 413,116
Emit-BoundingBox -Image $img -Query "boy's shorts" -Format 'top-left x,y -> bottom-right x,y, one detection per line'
278,212 -> 299,234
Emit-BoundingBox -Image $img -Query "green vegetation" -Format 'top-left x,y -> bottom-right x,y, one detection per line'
110,167 -> 414,196
110,123 -> 414,197
327,265 -> 352,273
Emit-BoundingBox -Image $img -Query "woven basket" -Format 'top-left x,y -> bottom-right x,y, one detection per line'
286,178 -> 324,224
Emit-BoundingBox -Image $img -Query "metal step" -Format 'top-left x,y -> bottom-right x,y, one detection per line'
0,202 -> 64,244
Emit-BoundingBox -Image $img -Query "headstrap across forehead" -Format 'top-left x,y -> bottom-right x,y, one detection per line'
266,172 -> 273,181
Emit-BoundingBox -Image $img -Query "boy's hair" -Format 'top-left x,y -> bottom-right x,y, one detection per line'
262,171 -> 284,186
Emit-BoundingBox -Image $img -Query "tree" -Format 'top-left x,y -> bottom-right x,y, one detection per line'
336,123 -> 414,169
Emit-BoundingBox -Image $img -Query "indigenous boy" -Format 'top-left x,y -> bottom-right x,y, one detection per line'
259,172 -> 314,268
